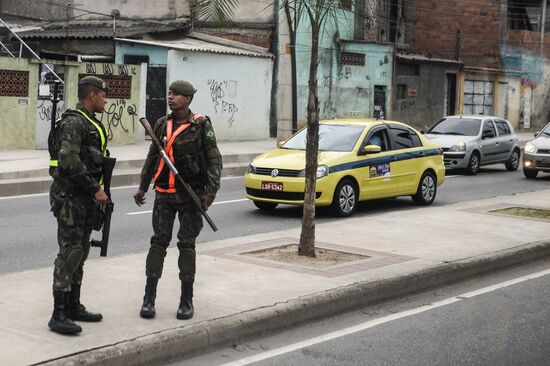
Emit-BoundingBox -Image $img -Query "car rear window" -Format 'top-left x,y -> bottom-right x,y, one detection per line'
495,120 -> 511,136
282,124 -> 365,152
427,118 -> 481,136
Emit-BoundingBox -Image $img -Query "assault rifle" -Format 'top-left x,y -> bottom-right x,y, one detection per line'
91,155 -> 116,256
139,117 -> 218,232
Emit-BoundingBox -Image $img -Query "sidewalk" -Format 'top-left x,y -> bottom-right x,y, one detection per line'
0,139 -> 275,197
2,188 -> 550,365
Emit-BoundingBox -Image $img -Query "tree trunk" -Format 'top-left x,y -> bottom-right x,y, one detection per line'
298,23 -> 320,258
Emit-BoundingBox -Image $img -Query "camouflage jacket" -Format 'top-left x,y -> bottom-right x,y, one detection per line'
49,107 -> 107,196
139,111 -> 222,196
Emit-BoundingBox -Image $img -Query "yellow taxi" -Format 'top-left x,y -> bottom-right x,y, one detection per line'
245,119 -> 445,216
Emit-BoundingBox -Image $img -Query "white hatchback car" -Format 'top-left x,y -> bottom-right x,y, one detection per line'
424,115 -> 520,175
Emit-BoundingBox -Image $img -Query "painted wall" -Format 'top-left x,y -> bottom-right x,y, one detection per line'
115,44 -> 169,66
230,0 -> 274,23
294,8 -> 393,130
61,61 -> 143,146
166,50 -> 273,141
392,62 -> 459,131
0,57 -> 39,150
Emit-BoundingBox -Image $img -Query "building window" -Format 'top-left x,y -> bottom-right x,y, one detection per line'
508,0 -> 545,31
79,74 -> 132,99
396,62 -> 420,76
341,52 -> 365,66
397,84 -> 407,99
0,70 -> 29,97
463,80 -> 493,116
341,0 -> 352,11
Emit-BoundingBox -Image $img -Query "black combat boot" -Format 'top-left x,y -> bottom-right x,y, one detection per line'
176,281 -> 194,320
140,277 -> 158,319
48,290 -> 82,334
68,284 -> 103,322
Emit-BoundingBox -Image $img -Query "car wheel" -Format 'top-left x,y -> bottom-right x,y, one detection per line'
505,149 -> 520,171
412,171 -> 437,205
466,151 -> 480,175
523,169 -> 538,179
331,179 -> 358,217
253,201 -> 278,210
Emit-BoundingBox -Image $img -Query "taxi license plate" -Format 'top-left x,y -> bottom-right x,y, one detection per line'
261,181 -> 283,191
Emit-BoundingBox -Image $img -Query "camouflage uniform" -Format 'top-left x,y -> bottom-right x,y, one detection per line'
139,111 -> 222,282
49,107 -> 107,292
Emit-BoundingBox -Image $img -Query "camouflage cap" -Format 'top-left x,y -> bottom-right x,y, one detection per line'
169,80 -> 196,96
79,76 -> 108,92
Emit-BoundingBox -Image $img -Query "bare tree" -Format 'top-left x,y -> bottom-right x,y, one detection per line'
284,0 -> 348,257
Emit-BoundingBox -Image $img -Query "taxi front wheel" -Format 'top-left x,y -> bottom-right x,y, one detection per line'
412,171 -> 437,205
331,179 -> 358,217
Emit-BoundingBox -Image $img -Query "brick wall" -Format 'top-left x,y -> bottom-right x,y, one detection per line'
411,0 -> 501,67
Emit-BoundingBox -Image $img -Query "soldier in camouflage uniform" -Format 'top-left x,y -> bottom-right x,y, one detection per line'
134,80 -> 222,320
48,76 -> 109,334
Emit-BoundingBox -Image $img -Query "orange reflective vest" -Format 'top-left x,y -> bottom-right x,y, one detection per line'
153,114 -> 204,193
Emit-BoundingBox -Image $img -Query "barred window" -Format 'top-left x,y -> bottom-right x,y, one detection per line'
79,74 -> 132,99
0,70 -> 29,97
341,52 -> 365,66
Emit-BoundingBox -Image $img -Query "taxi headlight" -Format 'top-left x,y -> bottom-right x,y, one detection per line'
247,163 -> 256,174
449,142 -> 466,152
525,143 -> 537,154
298,165 -> 329,178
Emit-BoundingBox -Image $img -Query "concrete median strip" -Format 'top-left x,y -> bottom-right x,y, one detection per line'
41,239 -> 550,366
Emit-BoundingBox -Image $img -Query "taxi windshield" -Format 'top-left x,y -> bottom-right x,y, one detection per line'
281,124 -> 365,152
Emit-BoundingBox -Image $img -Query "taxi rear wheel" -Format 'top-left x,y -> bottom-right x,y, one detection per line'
253,201 -> 278,210
412,171 -> 437,206
331,179 -> 358,217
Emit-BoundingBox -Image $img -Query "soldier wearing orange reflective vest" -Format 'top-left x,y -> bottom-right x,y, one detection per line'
134,80 -> 222,320
47,76 -> 109,334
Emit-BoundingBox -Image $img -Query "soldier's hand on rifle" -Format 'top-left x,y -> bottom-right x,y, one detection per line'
134,189 -> 146,207
201,195 -> 215,211
94,187 -> 109,211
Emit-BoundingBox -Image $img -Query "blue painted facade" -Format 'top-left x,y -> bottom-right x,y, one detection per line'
115,43 -> 168,66
294,9 -> 394,124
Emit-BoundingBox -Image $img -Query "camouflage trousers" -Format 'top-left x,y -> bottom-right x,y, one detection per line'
146,191 -> 203,282
50,182 -> 94,292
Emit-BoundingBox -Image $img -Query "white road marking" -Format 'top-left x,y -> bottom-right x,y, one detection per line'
126,198 -> 248,215
221,268 -> 550,366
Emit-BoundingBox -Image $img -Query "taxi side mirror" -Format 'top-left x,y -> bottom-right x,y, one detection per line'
363,145 -> 382,154
277,141 -> 285,148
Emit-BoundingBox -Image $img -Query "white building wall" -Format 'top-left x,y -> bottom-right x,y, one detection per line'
167,50 -> 273,141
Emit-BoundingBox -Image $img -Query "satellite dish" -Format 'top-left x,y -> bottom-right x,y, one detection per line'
111,9 -> 121,18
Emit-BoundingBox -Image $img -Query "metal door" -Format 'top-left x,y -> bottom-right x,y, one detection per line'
146,67 -> 167,129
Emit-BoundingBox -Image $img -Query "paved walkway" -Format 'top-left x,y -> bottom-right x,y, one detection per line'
1,188 -> 550,365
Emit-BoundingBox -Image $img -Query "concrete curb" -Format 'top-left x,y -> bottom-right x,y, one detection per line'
40,239 -> 550,366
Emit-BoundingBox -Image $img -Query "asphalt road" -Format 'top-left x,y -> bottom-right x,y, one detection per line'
178,258 -> 550,366
0,165 -> 549,274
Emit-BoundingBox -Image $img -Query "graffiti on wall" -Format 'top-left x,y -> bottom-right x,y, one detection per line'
84,62 -> 138,139
37,99 -> 65,125
207,79 -> 240,127
99,99 -> 138,139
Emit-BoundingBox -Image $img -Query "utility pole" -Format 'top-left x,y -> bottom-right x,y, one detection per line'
65,2 -> 71,40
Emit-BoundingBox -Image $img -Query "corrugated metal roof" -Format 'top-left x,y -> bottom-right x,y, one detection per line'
116,37 -> 273,59
396,53 -> 462,65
